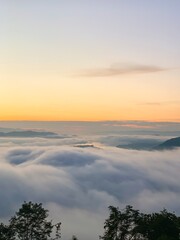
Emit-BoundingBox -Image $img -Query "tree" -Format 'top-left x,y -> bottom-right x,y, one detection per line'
9,201 -> 61,240
54,222 -> 61,240
100,205 -> 180,240
0,223 -> 15,240
139,209 -> 180,240
100,205 -> 143,240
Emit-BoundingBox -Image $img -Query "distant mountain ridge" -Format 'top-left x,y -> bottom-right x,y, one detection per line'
116,137 -> 180,151
0,130 -> 62,138
154,136 -> 180,150
116,138 -> 163,150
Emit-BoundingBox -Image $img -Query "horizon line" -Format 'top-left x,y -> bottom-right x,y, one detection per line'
0,119 -> 180,123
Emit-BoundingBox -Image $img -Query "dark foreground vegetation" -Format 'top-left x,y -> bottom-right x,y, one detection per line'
0,202 -> 61,240
100,205 -> 180,240
0,202 -> 180,240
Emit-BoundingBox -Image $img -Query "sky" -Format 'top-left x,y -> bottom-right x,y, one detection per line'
1,0 -> 180,121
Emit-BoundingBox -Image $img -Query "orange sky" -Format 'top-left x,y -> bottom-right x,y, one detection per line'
1,1 -> 180,121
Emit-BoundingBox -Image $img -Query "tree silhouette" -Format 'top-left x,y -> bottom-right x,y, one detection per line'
100,205 -> 180,240
100,205 -> 143,240
7,201 -> 61,240
1,202 -> 180,240
0,223 -> 15,240
139,209 -> 180,240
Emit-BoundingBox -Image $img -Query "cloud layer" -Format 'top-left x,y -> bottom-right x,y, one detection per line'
0,141 -> 180,239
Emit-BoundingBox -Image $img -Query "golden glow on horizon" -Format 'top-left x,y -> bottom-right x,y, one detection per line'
0,101 -> 180,122
1,71 -> 180,122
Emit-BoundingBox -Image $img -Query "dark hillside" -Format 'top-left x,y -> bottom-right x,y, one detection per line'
154,136 -> 180,150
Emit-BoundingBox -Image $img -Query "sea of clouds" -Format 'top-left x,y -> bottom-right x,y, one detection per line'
0,122 -> 180,240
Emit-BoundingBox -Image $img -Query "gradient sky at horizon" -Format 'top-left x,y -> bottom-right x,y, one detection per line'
1,0 -> 180,121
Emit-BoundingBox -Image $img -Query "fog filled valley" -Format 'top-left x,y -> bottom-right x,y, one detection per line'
0,121 -> 180,239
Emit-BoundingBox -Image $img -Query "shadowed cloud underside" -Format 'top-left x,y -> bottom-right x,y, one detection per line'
78,63 -> 167,77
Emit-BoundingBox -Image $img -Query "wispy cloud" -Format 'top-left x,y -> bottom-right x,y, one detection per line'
78,63 -> 166,77
141,102 -> 162,106
141,101 -> 180,106
118,124 -> 156,129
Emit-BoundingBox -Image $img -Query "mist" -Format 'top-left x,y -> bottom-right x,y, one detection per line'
0,121 -> 180,239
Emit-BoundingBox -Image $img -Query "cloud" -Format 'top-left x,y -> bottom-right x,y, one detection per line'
1,134 -> 180,240
37,148 -> 97,167
141,102 -> 162,106
6,148 -> 44,165
117,124 -> 155,129
78,63 -> 166,77
140,101 -> 180,106
1,147 -> 180,205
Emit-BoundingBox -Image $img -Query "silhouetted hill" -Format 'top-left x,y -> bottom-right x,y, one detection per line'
116,138 -> 162,150
154,137 -> 180,150
0,130 -> 61,138
74,144 -> 95,148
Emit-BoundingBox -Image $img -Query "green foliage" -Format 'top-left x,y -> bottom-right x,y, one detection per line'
0,223 -> 15,240
0,201 -> 61,240
54,222 -> 61,240
1,202 -> 180,240
99,205 -> 143,240
139,209 -> 180,240
10,201 -> 53,240
100,206 -> 180,240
